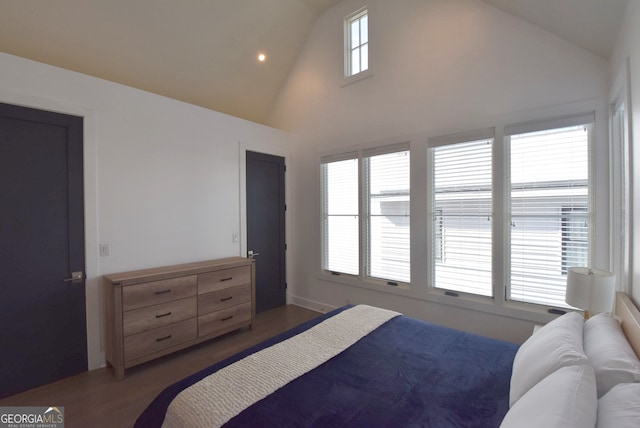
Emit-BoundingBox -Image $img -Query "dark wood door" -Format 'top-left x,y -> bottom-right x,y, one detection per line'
0,102 -> 87,398
246,151 -> 286,313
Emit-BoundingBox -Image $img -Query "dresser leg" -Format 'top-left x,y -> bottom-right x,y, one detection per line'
115,365 -> 125,381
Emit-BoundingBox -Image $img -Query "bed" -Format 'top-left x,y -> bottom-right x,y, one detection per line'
136,293 -> 640,428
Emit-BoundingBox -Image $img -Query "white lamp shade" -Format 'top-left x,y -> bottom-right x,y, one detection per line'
565,267 -> 616,313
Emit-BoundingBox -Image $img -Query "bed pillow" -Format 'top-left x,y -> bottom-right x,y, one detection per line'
509,311 -> 587,406
501,364 -> 596,428
583,313 -> 640,397
596,383 -> 640,428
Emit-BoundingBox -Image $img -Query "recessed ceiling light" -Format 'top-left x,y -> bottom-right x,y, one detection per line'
257,53 -> 267,62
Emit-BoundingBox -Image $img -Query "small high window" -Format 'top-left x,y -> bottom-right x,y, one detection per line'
345,8 -> 369,78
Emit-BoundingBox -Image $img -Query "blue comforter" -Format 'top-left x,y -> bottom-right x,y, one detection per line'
136,306 -> 518,427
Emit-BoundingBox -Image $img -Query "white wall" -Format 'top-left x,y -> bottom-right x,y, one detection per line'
0,52 -> 292,370
0,0 -> 619,371
270,0 -> 611,343
610,1 -> 640,305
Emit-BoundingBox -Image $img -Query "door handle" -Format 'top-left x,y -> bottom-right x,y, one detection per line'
248,250 -> 260,258
64,271 -> 84,283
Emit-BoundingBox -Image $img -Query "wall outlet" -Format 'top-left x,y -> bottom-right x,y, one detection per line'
99,243 -> 111,257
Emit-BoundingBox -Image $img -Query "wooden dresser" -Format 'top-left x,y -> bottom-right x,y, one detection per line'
103,257 -> 255,380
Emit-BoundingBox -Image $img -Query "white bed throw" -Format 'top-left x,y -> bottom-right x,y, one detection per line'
162,304 -> 401,428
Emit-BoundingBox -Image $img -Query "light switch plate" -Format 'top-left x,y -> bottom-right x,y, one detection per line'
99,243 -> 111,257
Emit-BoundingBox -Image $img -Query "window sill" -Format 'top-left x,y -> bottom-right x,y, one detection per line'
319,271 -> 412,294
341,69 -> 374,87
317,271 -> 574,325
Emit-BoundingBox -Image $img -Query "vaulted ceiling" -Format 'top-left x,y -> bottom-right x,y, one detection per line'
0,0 -> 628,125
482,0 -> 628,59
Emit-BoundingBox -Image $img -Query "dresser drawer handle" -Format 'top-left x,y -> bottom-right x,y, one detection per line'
220,277 -> 233,282
155,312 -> 172,318
156,334 -> 172,342
220,296 -> 233,302
154,289 -> 172,295
221,315 -> 234,322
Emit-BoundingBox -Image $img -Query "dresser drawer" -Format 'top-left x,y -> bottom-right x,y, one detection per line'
198,284 -> 251,315
198,302 -> 251,337
198,266 -> 251,294
122,275 -> 197,311
123,297 -> 197,337
124,318 -> 197,363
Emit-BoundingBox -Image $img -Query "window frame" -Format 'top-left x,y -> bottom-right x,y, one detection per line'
343,6 -> 373,86
427,128 -> 495,299
321,152 -> 360,278
318,102 -> 606,325
363,145 -> 411,285
424,115 -> 597,312
504,115 -> 595,309
609,58 -> 632,294
320,142 -> 411,287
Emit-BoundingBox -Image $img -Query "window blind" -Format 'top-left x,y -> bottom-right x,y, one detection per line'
322,157 -> 359,275
365,149 -> 410,283
431,139 -> 493,296
508,124 -> 591,307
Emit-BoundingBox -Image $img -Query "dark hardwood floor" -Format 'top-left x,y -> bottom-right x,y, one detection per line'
0,304 -> 320,428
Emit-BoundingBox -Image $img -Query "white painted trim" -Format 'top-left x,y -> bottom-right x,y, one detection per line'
342,4 -> 374,87
288,294 -> 337,314
609,57 -> 633,293
314,98 -> 609,324
0,90 -> 103,370
428,127 -> 495,148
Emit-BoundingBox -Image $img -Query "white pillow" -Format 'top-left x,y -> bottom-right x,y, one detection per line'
597,383 -> 640,428
510,311 -> 587,406
584,313 -> 640,397
501,365 -> 597,428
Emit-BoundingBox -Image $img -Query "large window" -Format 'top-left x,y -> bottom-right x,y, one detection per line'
321,155 -> 359,275
430,133 -> 493,296
321,144 -> 410,284
425,115 -> 594,309
345,8 -> 369,77
365,149 -> 410,283
322,113 -> 596,311
507,120 -> 592,308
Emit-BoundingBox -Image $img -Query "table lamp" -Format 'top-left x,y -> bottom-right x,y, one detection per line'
565,267 -> 616,319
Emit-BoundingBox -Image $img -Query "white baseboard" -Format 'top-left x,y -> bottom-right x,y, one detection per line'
289,295 -> 338,314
